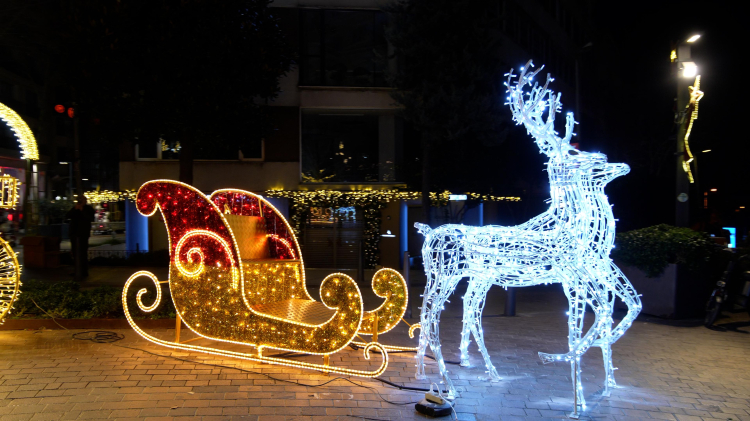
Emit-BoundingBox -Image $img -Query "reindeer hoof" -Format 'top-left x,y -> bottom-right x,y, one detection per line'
538,352 -> 571,364
460,357 -> 471,367
592,338 -> 609,348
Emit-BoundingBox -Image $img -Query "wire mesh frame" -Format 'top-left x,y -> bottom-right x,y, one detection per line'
413,61 -> 642,415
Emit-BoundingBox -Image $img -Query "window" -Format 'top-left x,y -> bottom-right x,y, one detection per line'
303,206 -> 363,268
135,138 -> 263,161
300,9 -> 388,87
301,110 -> 400,183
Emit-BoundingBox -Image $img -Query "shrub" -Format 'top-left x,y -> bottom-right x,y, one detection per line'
88,249 -> 170,267
12,279 -> 175,320
612,224 -> 720,278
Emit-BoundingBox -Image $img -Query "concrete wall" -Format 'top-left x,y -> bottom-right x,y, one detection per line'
119,161 -> 301,192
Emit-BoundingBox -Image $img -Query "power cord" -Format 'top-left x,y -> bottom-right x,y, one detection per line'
72,331 -> 124,343
30,299 -> 455,414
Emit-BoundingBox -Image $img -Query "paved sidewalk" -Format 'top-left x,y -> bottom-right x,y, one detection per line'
2,284 -> 750,421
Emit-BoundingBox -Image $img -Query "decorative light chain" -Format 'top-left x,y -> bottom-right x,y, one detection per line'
0,174 -> 20,209
265,190 -> 520,268
0,102 -> 39,160
83,190 -> 137,204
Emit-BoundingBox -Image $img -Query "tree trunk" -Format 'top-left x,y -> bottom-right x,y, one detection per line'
179,137 -> 194,185
421,135 -> 432,226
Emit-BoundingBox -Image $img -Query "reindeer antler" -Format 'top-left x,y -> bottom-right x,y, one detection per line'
505,60 -> 575,157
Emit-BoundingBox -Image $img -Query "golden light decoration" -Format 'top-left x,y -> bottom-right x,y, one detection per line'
0,174 -> 20,209
83,189 -> 137,204
123,180 -> 416,377
682,76 -> 704,183
0,102 -> 39,160
0,237 -> 22,325
359,268 -> 409,336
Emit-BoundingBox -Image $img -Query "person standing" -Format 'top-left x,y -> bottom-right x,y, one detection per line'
67,196 -> 95,280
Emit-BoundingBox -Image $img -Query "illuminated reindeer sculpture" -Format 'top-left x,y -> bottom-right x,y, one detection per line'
414,61 -> 641,416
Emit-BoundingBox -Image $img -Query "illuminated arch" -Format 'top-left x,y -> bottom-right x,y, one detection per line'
0,102 -> 40,160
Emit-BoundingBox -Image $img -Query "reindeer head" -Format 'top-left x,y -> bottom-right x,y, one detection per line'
505,61 -> 629,188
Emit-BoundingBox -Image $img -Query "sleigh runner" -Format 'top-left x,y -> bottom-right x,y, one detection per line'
123,180 -> 416,377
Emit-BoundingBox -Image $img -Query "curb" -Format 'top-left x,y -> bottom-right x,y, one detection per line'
0,318 -> 175,330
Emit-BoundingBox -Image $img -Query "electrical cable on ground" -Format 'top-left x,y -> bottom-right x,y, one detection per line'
32,300 -> 456,415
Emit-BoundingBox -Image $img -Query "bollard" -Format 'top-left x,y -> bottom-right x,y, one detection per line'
357,239 -> 364,286
403,250 -> 412,318
504,287 -> 517,316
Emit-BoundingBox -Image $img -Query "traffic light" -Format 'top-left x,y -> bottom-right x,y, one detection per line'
54,104 -> 75,118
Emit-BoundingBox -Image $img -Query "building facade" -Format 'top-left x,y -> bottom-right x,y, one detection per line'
119,0 -> 591,269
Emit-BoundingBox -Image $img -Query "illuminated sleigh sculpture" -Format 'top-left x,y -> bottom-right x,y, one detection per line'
123,180 -> 415,377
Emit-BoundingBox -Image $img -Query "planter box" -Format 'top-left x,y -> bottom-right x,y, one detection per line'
616,261 -> 712,319
19,236 -> 61,268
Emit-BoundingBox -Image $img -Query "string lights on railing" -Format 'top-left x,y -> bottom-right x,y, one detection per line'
265,189 -> 520,268
83,190 -> 137,204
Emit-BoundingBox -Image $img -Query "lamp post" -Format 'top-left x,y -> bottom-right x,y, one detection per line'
673,34 -> 701,227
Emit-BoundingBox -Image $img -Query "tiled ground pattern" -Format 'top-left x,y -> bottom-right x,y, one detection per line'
1,284 -> 749,421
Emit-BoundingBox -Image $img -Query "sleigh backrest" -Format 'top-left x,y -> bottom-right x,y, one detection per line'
210,189 -> 313,305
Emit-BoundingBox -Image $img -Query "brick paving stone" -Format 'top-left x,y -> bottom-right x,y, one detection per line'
1,286 -> 749,420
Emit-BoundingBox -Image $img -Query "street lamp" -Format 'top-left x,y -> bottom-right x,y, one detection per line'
673,33 -> 702,227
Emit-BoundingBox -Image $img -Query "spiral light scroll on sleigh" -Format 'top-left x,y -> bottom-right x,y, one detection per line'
414,61 -> 642,417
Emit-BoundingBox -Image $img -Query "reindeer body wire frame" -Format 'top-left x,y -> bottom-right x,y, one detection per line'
414,61 -> 642,418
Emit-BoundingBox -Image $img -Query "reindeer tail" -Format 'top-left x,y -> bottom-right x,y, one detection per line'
414,223 -> 432,236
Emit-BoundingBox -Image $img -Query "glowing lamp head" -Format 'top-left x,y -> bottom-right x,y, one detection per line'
681,62 -> 698,78
686,34 -> 701,43
54,104 -> 65,113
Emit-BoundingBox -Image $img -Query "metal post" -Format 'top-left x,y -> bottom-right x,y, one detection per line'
175,313 -> 182,343
372,312 -> 379,343
504,287 -> 516,317
68,163 -> 73,199
675,42 -> 696,227
357,239 -> 364,285
403,250 -> 412,318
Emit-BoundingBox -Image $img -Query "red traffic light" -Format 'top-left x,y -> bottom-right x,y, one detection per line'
67,107 -> 75,118
54,104 -> 65,113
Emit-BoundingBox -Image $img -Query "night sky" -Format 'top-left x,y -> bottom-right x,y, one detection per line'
581,1 -> 745,231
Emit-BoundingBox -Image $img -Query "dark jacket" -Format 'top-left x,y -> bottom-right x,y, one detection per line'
67,205 -> 95,238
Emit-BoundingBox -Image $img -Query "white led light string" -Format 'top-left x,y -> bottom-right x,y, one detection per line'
414,61 -> 642,416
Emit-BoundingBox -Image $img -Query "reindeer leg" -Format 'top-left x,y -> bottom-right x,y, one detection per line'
599,333 -> 615,396
420,277 -> 460,398
568,281 -> 588,416
416,265 -> 462,399
461,279 -> 499,381
607,262 -> 642,344
459,279 -> 475,367
539,277 -> 605,416
593,263 -> 641,394
596,286 -> 616,396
